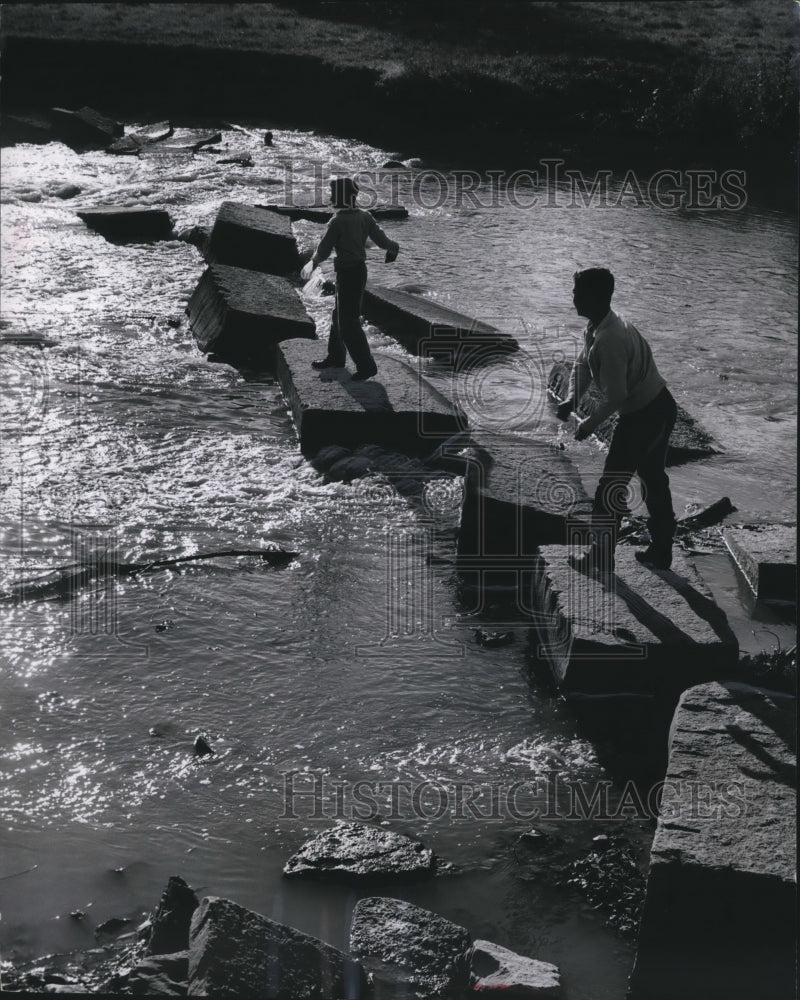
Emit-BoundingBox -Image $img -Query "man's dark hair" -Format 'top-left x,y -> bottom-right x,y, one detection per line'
574,267 -> 615,302
330,176 -> 359,207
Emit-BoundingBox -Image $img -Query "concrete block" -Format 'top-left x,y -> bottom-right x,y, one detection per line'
629,681 -> 796,1000
188,264 -> 315,365
275,338 -> 464,455
50,105 -> 123,149
204,201 -> 300,275
722,524 -> 796,602
530,546 -> 738,696
77,206 -> 174,242
362,283 -> 518,361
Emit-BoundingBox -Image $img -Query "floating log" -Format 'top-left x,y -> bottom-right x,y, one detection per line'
722,524 -> 796,602
77,206 -> 174,243
548,359 -> 719,464
362,283 -> 518,362
204,201 -> 300,275
629,681 -> 796,1000
188,264 -> 315,365
530,546 -> 738,697
50,105 -> 123,149
275,338 -> 464,455
260,203 -> 409,222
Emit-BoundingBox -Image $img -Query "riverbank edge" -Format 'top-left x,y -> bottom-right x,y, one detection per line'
0,34 -> 796,193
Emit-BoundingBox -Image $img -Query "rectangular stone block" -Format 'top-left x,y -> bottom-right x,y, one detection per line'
188,264 -> 315,365
205,201 -> 300,275
547,360 -> 719,464
261,204 -> 408,222
722,524 -> 796,602
275,338 -> 464,455
77,206 -> 174,242
530,546 -> 738,696
362,284 -> 518,361
50,105 -> 124,149
629,681 -> 796,1000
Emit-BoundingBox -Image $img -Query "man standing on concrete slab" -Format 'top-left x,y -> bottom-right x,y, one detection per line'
301,176 -> 400,381
557,267 -> 678,571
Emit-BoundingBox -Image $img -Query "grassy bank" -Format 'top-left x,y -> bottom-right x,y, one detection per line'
2,2 -> 797,167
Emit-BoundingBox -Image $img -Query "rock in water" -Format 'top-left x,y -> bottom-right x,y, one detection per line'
283,822 -> 437,882
148,876 -> 200,955
187,896 -> 367,998
50,105 -> 124,149
349,897 -> 471,998
77,207 -> 174,243
468,939 -> 561,995
193,736 -> 214,758
205,201 -> 300,275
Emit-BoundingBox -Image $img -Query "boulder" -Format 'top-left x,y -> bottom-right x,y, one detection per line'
187,896 -> 367,998
187,264 -> 315,365
54,184 -> 82,200
50,105 -> 123,149
275,338 -> 464,456
722,524 -> 796,601
629,682 -> 796,1000
204,201 -> 300,275
530,546 -> 738,697
77,206 -> 174,243
362,283 -> 518,362
468,939 -> 561,996
547,360 -> 718,463
176,225 -> 210,252
283,822 -> 437,881
147,876 -> 199,956
128,951 -> 188,996
350,897 -> 470,998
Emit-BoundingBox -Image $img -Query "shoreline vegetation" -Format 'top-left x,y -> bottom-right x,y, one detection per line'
2,1 -> 797,184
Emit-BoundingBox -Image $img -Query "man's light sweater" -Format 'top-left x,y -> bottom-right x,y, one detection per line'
569,308 -> 666,431
312,207 -> 399,270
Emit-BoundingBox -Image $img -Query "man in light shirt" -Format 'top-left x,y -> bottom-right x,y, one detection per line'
302,176 -> 400,381
558,267 -> 678,571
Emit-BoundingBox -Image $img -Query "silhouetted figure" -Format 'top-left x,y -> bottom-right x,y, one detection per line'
264,131 -> 273,146
301,176 -> 400,381
558,267 -> 677,571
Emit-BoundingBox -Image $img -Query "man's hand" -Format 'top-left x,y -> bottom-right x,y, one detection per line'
574,418 -> 592,442
556,399 -> 574,422
300,260 -> 315,281
385,246 -> 398,263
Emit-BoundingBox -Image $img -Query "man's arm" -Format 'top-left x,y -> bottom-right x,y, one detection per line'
311,216 -> 339,267
557,349 -> 591,420
366,214 -> 399,254
578,337 -> 627,435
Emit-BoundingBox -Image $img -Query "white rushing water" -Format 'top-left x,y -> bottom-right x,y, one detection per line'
0,125 -> 796,999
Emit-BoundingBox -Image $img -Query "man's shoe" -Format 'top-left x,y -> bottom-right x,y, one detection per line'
351,363 -> 378,381
311,357 -> 344,370
568,547 -> 614,575
635,545 -> 672,570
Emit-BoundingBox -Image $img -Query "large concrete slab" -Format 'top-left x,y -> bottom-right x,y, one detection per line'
548,360 -> 718,464
260,203 -> 408,222
722,524 -> 796,602
204,201 -> 300,275
530,546 -> 738,696
50,105 -> 123,149
362,284 -> 519,362
457,432 -> 593,566
188,264 -> 315,365
275,339 -> 464,455
77,206 -> 174,243
629,681 -> 796,1000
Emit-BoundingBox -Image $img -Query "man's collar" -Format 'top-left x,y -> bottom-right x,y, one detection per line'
586,309 -> 614,339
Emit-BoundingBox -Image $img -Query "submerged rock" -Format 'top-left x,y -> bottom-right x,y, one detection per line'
468,939 -> 561,995
283,822 -> 438,882
147,876 -> 200,956
349,897 -> 471,998
187,895 -> 367,998
193,736 -> 214,758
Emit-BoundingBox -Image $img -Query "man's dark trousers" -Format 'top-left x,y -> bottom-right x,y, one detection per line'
325,262 -> 373,370
592,386 -> 678,553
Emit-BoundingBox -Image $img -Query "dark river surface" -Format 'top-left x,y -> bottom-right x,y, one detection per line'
0,125 -> 796,999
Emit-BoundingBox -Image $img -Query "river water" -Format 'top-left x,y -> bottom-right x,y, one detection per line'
0,125 -> 796,999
